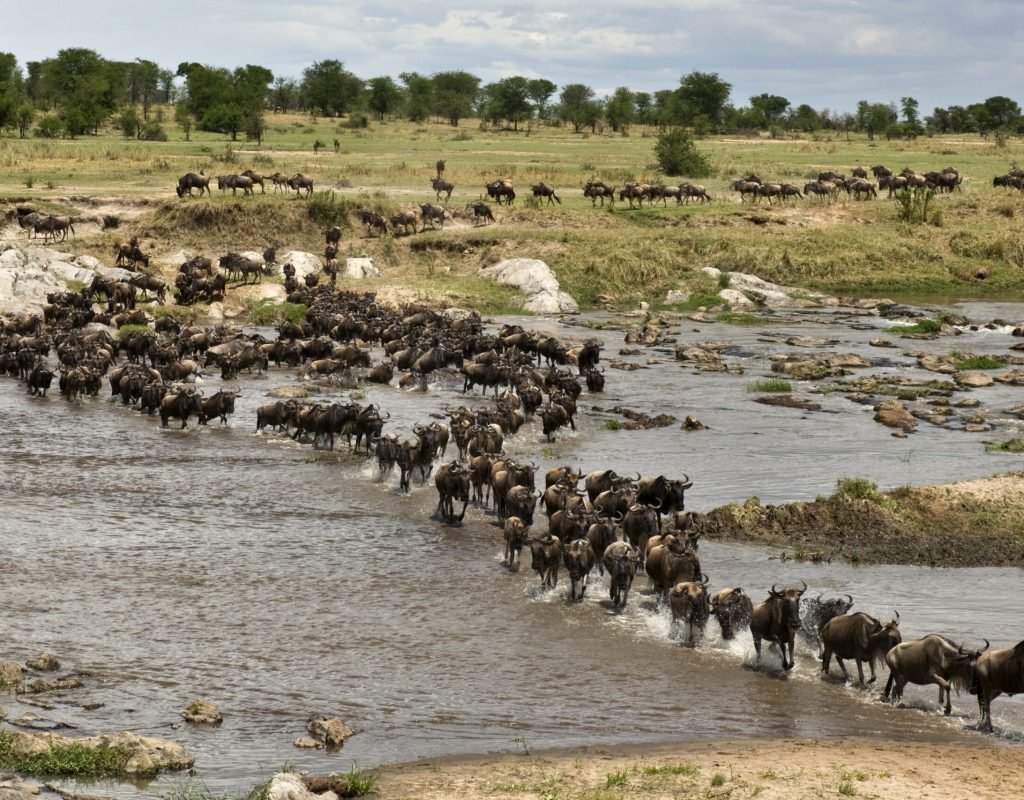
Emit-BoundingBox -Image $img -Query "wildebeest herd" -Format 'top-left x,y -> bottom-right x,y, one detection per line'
732,165 -> 963,205
2,263 -> 1021,734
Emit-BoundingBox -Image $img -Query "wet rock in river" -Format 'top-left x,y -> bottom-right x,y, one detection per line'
268,772 -> 320,800
182,698 -> 222,725
918,354 -> 957,373
25,654 -> 59,672
307,715 -> 353,749
682,415 -> 705,430
873,400 -> 917,432
995,370 -> 1024,385
954,371 -> 994,388
608,406 -> 677,430
754,394 -> 823,412
0,661 -> 24,686
294,736 -> 321,749
869,338 -> 897,348
675,345 -> 724,371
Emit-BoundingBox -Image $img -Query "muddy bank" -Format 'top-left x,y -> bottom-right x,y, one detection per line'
368,737 -> 1024,800
699,473 -> 1024,566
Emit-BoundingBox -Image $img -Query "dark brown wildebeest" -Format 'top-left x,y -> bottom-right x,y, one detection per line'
603,540 -> 640,610
241,169 -> 265,193
325,225 -> 342,246
467,201 -> 494,226
503,516 -> 528,570
354,208 -> 388,237
645,539 -> 700,600
711,587 -> 754,640
217,174 -> 254,196
731,179 -> 760,203
431,177 -> 455,202
436,159 -> 446,179
529,534 -> 562,589
670,574 -> 711,646
485,178 -> 515,205
883,634 -> 985,716
288,173 -> 314,197
433,461 -> 470,525
681,183 -> 713,204
971,639 -> 1024,732
636,474 -> 692,518
563,538 -> 596,601
750,581 -> 807,671
800,593 -> 855,655
820,611 -> 901,685
199,389 -> 239,425
419,203 -> 447,230
269,172 -> 290,192
159,389 -> 204,429
176,172 -> 210,198
583,180 -> 615,206
531,182 -> 561,205
389,211 -> 417,235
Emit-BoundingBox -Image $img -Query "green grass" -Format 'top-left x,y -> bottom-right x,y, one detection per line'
747,378 -> 792,392
884,318 -> 943,335
603,420 -> 623,430
838,780 -> 858,796
710,772 -> 726,787
952,354 -> 1006,370
0,729 -> 133,778
343,765 -> 378,796
834,476 -> 882,501
715,312 -> 762,325
246,299 -> 308,326
985,438 -> 1024,453
116,324 -> 152,339
642,763 -> 699,777
605,769 -> 628,788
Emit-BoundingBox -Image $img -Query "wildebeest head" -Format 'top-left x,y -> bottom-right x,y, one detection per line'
770,580 -> 807,629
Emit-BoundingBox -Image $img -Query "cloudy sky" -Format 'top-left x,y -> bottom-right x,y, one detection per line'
8,0 -> 1023,114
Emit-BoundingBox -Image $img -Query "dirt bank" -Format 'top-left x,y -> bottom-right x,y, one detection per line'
368,737 -> 1024,800
699,473 -> 1024,566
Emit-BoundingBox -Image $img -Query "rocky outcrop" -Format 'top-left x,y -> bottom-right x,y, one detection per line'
479,258 -> 578,314
0,661 -> 23,685
278,251 -> 321,282
25,654 -> 59,672
343,257 -> 379,279
874,400 -> 918,432
4,731 -> 193,777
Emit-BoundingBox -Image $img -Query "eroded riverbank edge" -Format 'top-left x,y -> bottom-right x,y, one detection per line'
699,472 -> 1024,567
366,736 -> 1024,800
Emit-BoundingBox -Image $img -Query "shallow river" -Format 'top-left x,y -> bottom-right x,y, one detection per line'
1,301 -> 1022,797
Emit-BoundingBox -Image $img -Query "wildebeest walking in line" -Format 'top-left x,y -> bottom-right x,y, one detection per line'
750,581 -> 807,671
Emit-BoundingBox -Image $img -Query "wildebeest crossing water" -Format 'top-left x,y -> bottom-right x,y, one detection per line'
0,302 -> 1022,799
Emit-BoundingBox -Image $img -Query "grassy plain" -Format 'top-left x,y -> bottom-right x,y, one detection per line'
2,112 -> 1024,311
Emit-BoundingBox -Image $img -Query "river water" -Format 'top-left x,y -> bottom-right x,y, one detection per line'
0,301 -> 1022,797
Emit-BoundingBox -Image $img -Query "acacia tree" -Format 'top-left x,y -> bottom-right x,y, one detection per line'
301,60 -> 361,116
901,96 -> 921,138
400,72 -> 433,122
431,70 -> 479,126
604,87 -> 635,132
366,76 -> 400,120
749,93 -> 789,127
486,76 -> 531,130
674,71 -> 732,129
527,78 -> 557,120
559,83 -> 600,133
40,48 -> 115,136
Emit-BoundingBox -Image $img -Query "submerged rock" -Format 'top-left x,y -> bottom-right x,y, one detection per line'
306,715 -> 353,749
874,400 -> 917,432
25,654 -> 59,672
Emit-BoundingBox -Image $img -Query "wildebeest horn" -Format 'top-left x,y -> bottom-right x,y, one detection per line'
798,580 -> 807,593
893,609 -> 900,623
978,638 -> 990,654
771,584 -> 780,596
845,593 -> 854,606
383,411 -> 391,420
633,472 -> 642,482
613,511 -> 624,522
699,572 -> 709,585
649,497 -> 662,510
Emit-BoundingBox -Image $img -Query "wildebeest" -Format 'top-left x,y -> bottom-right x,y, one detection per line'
288,173 -> 314,197
670,575 -> 711,646
800,593 -> 855,655
354,208 -> 388,237
883,634 -> 987,716
971,640 -> 1023,732
26,362 -> 54,396
529,534 -> 562,589
217,174 -> 254,196
503,516 -> 529,569
256,400 -> 297,433
636,474 -> 692,518
419,203 -> 447,230
583,180 -> 615,207
710,587 -> 754,640
530,182 -> 561,205
431,177 -> 455,202
389,211 -> 417,235
820,611 -> 901,685
241,169 -> 265,193
603,540 -> 640,610
750,581 -> 807,670
199,389 -> 238,425
433,461 -> 470,524
176,172 -> 210,198
159,389 -> 204,429
467,202 -> 495,226
325,225 -> 342,246
645,539 -> 700,599
485,178 -> 515,205
563,538 -> 596,601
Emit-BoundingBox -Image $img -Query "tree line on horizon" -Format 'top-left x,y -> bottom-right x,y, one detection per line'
0,48 -> 1020,145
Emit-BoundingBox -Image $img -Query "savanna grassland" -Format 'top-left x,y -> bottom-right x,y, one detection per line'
3,113 -> 1024,312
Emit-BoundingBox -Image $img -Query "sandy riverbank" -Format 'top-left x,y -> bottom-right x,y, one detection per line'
368,736 -> 1024,799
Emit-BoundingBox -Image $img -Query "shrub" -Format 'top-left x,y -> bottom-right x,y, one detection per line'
884,318 -> 941,335
834,477 -> 881,502
653,129 -> 713,177
894,186 -> 934,224
139,121 -> 168,142
747,378 -> 792,393
35,115 -> 62,139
